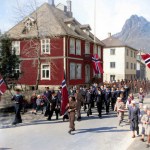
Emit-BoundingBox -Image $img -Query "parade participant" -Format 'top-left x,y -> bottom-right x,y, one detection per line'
43,87 -> 52,117
36,95 -> 44,114
96,87 -> 102,118
47,91 -> 59,120
110,87 -> 116,111
74,88 -> 84,121
11,89 -> 24,125
85,88 -> 92,117
138,88 -> 145,103
68,87 -> 75,96
104,87 -> 111,115
67,95 -> 76,134
129,100 -> 140,138
30,92 -> 37,115
120,87 -> 127,103
126,93 -> 134,109
141,108 -> 150,148
114,97 -> 125,126
80,86 -> 87,111
115,87 -> 121,99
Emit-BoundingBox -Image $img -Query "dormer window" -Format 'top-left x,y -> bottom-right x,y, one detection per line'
80,24 -> 91,35
64,18 -> 76,31
22,17 -> 35,34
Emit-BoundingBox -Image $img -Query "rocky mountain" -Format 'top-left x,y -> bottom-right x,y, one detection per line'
114,15 -> 150,52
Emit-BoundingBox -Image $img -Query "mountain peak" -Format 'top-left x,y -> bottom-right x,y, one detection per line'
114,15 -> 150,52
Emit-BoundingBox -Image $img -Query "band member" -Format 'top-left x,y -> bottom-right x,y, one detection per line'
110,87 -> 116,111
11,89 -> 24,125
67,95 -> 76,134
85,88 -> 92,117
96,87 -> 103,118
47,91 -> 59,120
104,87 -> 111,114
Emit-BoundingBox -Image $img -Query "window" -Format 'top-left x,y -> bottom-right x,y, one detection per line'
98,46 -> 101,58
70,38 -> 75,54
126,49 -> 129,56
126,62 -> 129,69
76,64 -> 82,79
110,62 -> 115,68
41,39 -> 50,54
76,40 -> 81,55
134,52 -> 136,58
14,64 -> 20,74
131,63 -> 133,69
110,49 -> 115,55
41,64 -> 50,80
131,51 -> 133,57
12,41 -> 20,55
85,42 -> 90,54
134,63 -> 136,70
70,63 -> 82,79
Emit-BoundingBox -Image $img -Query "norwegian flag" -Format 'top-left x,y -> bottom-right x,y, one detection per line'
92,54 -> 104,74
0,78 -> 7,95
61,79 -> 69,115
141,53 -> 150,68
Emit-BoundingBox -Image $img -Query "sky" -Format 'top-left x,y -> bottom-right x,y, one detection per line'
0,0 -> 150,40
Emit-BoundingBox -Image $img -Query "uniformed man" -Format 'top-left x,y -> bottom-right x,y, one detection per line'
104,87 -> 111,114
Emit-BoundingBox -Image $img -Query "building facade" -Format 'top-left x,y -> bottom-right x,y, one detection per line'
102,35 -> 137,82
7,1 -> 104,89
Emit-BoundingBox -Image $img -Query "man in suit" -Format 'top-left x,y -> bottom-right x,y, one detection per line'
44,87 -> 52,116
104,87 -> 111,114
11,89 -> 24,125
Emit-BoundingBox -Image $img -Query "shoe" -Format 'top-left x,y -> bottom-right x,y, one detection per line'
140,138 -> 145,142
68,130 -> 72,134
72,128 -> 75,131
12,122 -> 17,125
132,135 -> 135,138
47,118 -> 51,121
87,113 -> 89,117
146,144 -> 149,148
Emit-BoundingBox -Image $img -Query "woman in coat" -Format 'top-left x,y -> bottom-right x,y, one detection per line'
67,95 -> 76,134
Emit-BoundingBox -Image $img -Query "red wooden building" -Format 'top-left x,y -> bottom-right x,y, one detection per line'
7,1 -> 104,89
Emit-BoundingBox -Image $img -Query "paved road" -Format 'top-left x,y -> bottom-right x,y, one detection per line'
0,95 -> 149,150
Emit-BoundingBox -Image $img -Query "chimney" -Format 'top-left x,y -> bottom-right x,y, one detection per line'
108,32 -> 111,37
66,0 -> 73,17
48,0 -> 55,6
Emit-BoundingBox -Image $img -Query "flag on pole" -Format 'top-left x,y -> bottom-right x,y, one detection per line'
141,53 -> 150,68
61,79 -> 69,115
0,78 -> 7,95
92,54 -> 104,74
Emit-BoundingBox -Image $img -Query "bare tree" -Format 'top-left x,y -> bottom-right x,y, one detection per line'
11,0 -> 59,90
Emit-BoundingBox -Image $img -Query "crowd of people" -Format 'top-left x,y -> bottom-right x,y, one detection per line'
11,79 -> 150,148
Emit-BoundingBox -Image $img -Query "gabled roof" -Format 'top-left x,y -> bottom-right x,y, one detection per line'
102,36 -> 137,51
7,3 -> 104,46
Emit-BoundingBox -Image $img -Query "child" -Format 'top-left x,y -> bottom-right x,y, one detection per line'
36,95 -> 44,114
138,88 -> 145,103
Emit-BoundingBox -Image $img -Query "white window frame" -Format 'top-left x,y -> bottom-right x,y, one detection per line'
12,41 -> 20,55
41,39 -> 50,54
110,49 -> 115,55
85,42 -> 90,54
70,38 -> 75,54
76,40 -> 81,55
41,64 -> 50,80
93,44 -> 97,54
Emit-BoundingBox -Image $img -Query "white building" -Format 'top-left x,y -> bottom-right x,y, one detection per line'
102,35 -> 138,82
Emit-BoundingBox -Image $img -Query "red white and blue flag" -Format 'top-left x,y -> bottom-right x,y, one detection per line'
141,53 -> 150,68
0,78 -> 7,95
61,79 -> 69,115
92,54 -> 104,74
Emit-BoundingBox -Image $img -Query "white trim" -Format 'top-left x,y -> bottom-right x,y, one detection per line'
41,63 -> 51,80
12,41 -> 20,55
41,39 -> 50,55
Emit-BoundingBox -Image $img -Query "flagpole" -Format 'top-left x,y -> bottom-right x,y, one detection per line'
94,0 -> 96,44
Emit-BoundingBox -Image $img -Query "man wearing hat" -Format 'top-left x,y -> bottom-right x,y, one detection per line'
11,89 -> 24,125
129,100 -> 140,138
